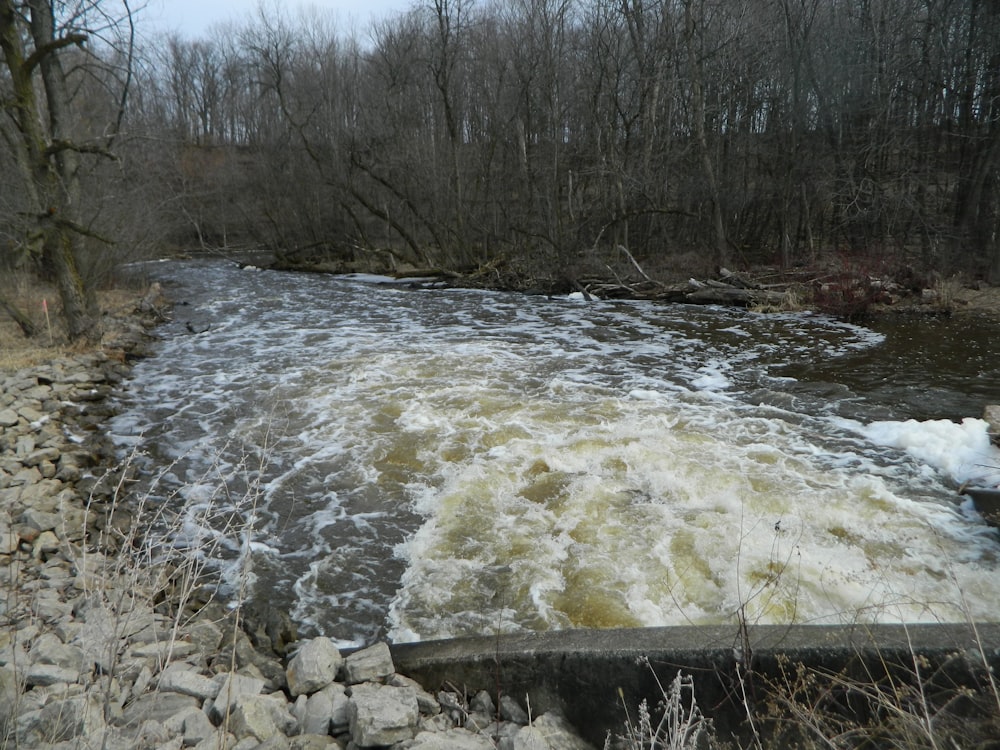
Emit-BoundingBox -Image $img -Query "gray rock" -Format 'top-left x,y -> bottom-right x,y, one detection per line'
130,718 -> 173,748
18,404 -> 45,423
470,690 -> 495,718
292,681 -> 349,736
29,637 -> 89,674
402,729 -> 497,750
158,663 -> 220,701
287,637 -> 344,697
342,641 -> 394,685
325,683 -> 351,732
293,691 -> 328,736
32,529 -> 61,558
0,408 -> 18,427
420,713 -> 457,733
208,672 -> 266,724
182,709 -> 216,746
389,674 -> 441,716
24,447 -> 61,467
500,713 -> 593,750
348,683 -> 419,747
499,695 -> 530,725
255,736 -> 292,750
0,526 -> 17,555
228,694 -> 297,742
464,712 -> 495,733
0,665 -> 19,738
289,735 -> 340,750
501,725 -> 548,750
129,639 -> 200,661
20,508 -> 61,532
186,619 -> 225,653
31,589 -> 75,622
222,628 -> 288,692
10,466 -> 42,487
192,731 -> 239,750
25,663 -> 79,687
16,692 -> 106,745
120,692 -> 201,727
487,720 -> 524,743
14,435 -> 35,455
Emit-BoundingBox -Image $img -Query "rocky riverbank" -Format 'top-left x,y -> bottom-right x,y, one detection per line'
0,295 -> 595,750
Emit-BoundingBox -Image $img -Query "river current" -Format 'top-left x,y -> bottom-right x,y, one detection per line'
110,260 -> 1000,647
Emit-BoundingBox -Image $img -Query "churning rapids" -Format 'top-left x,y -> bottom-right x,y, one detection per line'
110,259 -> 1000,648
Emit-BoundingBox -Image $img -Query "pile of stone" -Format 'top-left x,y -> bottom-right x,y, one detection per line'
1,300 -> 594,750
5,620 -> 592,750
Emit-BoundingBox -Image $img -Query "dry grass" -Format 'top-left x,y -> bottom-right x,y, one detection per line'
0,272 -> 142,372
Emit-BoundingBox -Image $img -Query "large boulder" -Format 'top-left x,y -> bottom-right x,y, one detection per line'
286,637 -> 343,697
229,693 -> 298,742
207,672 -> 266,724
349,683 -> 419,747
343,641 -> 394,684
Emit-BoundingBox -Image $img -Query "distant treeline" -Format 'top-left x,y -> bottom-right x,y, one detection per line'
5,0 -> 1000,286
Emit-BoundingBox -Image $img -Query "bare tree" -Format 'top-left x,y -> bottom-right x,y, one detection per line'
0,0 -> 135,340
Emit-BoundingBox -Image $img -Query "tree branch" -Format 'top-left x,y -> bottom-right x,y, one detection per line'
44,138 -> 116,160
21,32 -> 86,76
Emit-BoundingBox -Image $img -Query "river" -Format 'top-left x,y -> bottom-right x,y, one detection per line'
110,259 -> 1000,647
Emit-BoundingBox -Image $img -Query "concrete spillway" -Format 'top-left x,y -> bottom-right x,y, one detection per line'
392,623 -> 1000,743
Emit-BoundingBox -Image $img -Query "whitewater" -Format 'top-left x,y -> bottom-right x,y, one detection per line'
110,260 -> 1000,647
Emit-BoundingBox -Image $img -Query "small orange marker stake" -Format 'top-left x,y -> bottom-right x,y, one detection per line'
42,298 -> 53,344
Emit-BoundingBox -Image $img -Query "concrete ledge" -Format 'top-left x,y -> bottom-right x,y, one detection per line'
392,623 -> 1000,743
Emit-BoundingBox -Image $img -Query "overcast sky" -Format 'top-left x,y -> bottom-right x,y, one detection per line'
146,0 -> 413,38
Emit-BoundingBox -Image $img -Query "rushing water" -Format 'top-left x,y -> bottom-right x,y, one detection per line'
110,259 -> 1000,647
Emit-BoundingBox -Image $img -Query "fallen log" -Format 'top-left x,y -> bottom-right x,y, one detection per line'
685,286 -> 788,307
718,267 -> 756,289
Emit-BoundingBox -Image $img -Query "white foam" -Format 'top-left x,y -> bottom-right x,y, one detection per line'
858,417 -> 1000,486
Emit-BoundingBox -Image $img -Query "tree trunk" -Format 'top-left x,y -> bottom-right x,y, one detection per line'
684,0 -> 727,269
0,293 -> 38,338
0,0 -> 101,342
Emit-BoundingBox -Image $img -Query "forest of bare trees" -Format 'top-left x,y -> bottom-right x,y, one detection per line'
2,0 -> 1000,336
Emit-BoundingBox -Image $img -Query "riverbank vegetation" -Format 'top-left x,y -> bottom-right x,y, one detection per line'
2,0 -> 1000,339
